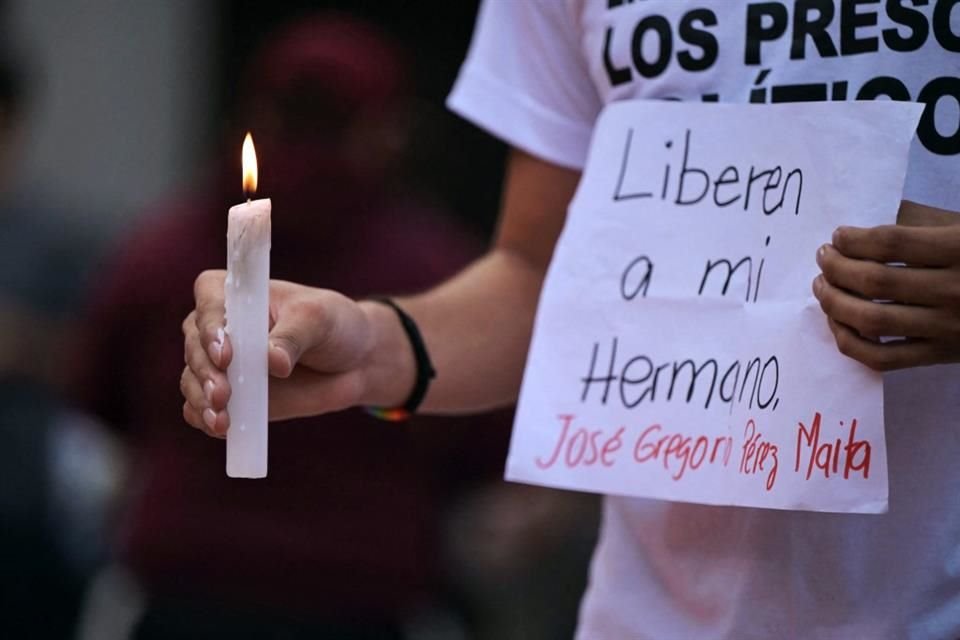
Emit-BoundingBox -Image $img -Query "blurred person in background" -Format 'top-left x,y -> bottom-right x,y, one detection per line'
0,33 -> 110,639
68,13 -> 573,640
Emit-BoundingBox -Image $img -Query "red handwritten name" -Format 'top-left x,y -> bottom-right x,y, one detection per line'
534,412 -> 873,492
632,423 -> 733,481
535,414 -> 625,470
795,412 -> 871,481
739,418 -> 778,491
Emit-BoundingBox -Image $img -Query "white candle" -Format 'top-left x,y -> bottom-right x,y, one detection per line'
225,133 -> 270,478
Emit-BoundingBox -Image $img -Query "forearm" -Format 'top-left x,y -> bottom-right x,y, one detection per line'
357,149 -> 579,415
360,247 -> 546,414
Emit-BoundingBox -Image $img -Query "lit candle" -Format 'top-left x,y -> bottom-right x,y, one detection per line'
225,132 -> 271,478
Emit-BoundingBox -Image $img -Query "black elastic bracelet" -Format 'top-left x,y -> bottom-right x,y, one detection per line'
364,298 -> 436,421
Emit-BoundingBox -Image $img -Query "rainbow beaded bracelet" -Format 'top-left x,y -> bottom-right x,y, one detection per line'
363,298 -> 436,422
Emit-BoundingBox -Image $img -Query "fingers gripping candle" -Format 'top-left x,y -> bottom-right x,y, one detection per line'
226,133 -> 271,478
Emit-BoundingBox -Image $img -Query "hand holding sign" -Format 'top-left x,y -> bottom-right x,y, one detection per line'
814,201 -> 960,371
507,101 -> 922,514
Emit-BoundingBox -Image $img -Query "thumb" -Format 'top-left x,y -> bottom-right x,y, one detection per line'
265,288 -> 369,379
267,293 -> 336,378
897,200 -> 957,227
268,339 -> 297,378
268,323 -> 304,378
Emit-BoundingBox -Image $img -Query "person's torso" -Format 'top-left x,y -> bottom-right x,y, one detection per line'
567,2 -> 960,638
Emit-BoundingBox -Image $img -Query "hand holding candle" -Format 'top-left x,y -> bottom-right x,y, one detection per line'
225,133 -> 271,478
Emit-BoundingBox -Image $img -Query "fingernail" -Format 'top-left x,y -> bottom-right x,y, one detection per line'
832,228 -> 843,244
204,379 -> 215,404
817,244 -> 827,263
203,408 -> 217,430
211,328 -> 225,366
270,341 -> 292,373
813,275 -> 823,294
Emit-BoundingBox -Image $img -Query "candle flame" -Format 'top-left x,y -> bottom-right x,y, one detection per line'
242,132 -> 257,197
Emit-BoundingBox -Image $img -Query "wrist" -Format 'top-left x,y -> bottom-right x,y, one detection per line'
357,299 -> 417,409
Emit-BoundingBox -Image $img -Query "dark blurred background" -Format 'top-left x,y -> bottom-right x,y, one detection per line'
1,0 -> 506,234
0,2 -> 599,639
220,0 -> 506,238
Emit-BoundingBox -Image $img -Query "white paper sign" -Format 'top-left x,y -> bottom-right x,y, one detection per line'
508,101 -> 922,514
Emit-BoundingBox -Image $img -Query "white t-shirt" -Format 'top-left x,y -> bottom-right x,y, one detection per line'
448,2 -> 960,639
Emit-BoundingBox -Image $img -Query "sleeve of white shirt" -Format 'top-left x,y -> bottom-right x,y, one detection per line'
447,0 -> 602,171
